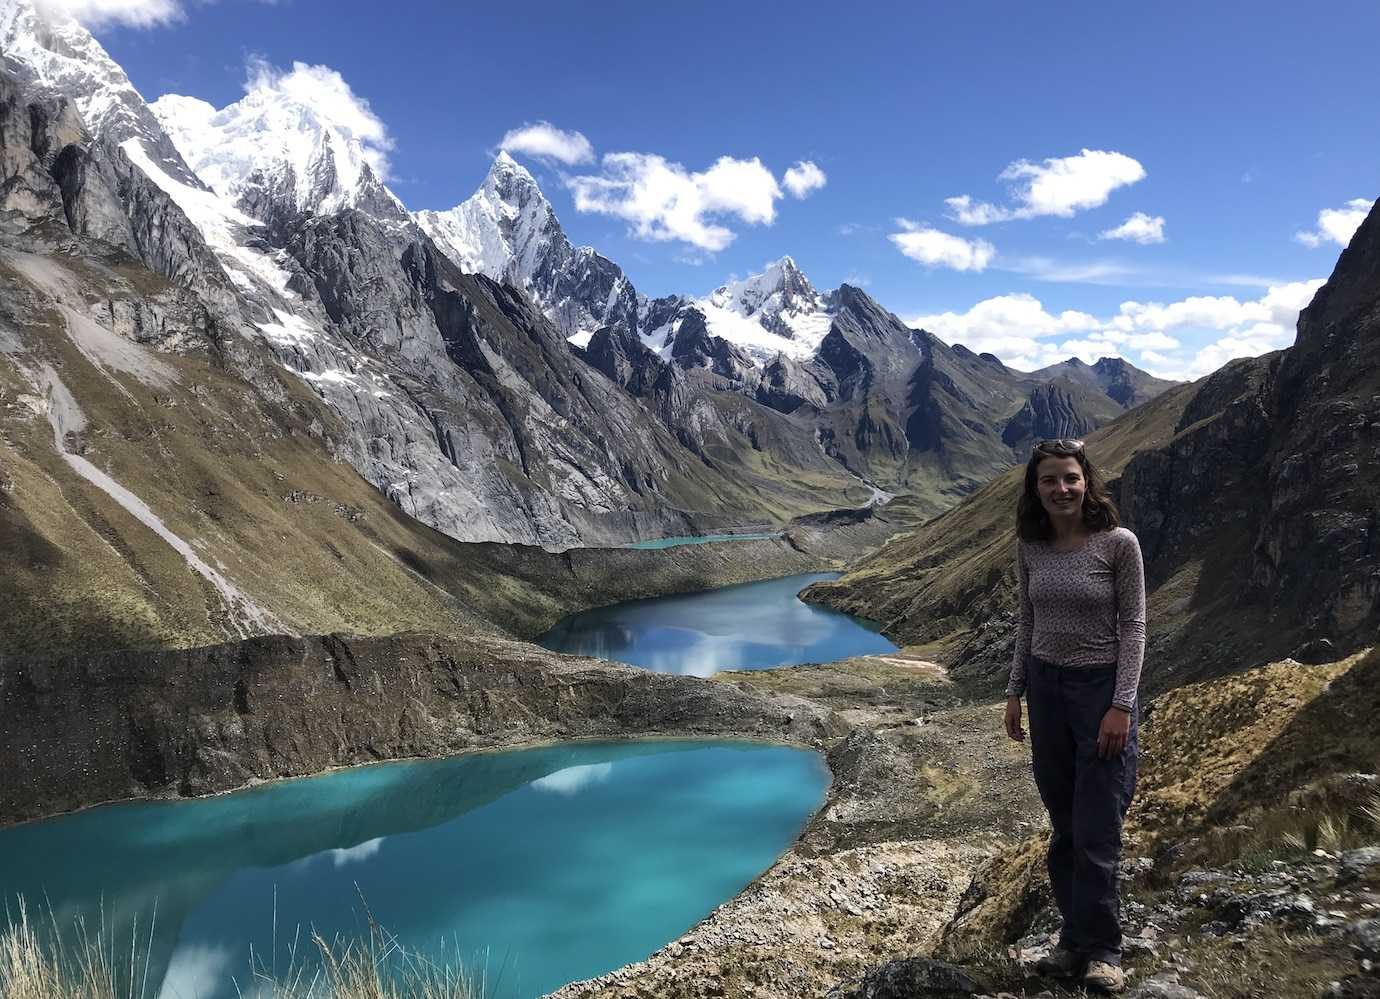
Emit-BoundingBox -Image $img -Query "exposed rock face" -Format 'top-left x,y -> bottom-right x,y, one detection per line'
583,323 -> 667,396
0,0 -> 205,188
1114,199 -> 1380,671
1000,382 -> 1100,447
668,307 -> 760,383
0,631 -> 835,825
832,957 -> 988,998
0,74 -> 241,318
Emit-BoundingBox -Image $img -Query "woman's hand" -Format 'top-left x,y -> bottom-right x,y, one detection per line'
1097,707 -> 1131,759
1004,695 -> 1025,742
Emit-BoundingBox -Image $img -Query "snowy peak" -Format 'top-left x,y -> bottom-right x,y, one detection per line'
415,151 -> 562,280
0,0 -> 202,187
417,153 -> 641,342
688,256 -> 834,364
480,150 -> 547,214
708,255 -> 821,320
150,80 -> 406,225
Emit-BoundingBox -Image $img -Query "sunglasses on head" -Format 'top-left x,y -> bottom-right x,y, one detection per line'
1033,438 -> 1086,455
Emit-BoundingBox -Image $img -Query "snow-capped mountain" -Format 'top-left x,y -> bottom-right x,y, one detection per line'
150,85 -> 407,227
630,257 -> 836,368
0,0 -> 202,187
693,256 -> 835,363
416,152 -> 639,342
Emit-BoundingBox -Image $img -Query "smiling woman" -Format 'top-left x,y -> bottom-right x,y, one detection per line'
1002,439 -> 1146,995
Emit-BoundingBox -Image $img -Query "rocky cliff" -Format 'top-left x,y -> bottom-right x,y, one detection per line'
0,631 -> 836,826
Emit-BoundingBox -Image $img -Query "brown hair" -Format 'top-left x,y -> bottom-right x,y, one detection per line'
1016,443 -> 1120,542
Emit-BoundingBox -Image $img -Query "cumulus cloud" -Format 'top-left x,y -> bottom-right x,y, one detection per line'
566,153 -> 786,252
498,121 -> 594,165
34,0 -> 181,28
1295,197 -> 1374,248
1099,212 -> 1166,245
783,160 -> 827,198
909,279 -> 1324,378
244,59 -> 394,179
889,219 -> 995,272
946,149 -> 1146,225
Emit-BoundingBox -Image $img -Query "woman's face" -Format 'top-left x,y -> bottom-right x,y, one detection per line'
1035,455 -> 1086,522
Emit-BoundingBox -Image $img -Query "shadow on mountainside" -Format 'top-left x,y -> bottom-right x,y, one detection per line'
1204,646 -> 1380,830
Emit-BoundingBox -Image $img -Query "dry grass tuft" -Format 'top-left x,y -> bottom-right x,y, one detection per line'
0,900 -> 483,999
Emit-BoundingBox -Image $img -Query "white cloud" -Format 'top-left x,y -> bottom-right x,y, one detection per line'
244,59 -> 394,179
567,153 -> 783,252
946,148 -> 1146,225
1100,212 -> 1166,245
34,0 -> 181,28
889,219 -> 995,272
1002,256 -> 1138,284
910,279 -> 1324,379
1295,197 -> 1374,248
498,121 -> 594,165
782,160 -> 827,198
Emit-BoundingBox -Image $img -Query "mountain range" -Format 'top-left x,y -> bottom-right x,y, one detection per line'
1,0 -> 1177,555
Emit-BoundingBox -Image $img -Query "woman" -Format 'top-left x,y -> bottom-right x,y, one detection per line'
1002,438 -> 1144,995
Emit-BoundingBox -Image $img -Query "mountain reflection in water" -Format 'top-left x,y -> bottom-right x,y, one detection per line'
539,572 -> 897,675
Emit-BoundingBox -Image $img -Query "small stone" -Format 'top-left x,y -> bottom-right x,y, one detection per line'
1348,919 -> 1380,962
1340,848 -> 1380,885
1124,971 -> 1207,998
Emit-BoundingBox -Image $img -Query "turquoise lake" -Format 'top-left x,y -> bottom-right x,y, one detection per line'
0,741 -> 828,999
538,571 -> 898,675
622,532 -> 782,549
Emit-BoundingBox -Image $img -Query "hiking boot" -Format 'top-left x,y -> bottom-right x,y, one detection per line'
1083,960 -> 1125,994
1033,946 -> 1084,978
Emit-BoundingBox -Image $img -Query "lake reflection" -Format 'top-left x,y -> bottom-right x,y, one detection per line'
538,572 -> 897,675
0,741 -> 828,999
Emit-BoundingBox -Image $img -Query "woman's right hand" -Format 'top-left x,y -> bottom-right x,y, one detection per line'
1004,695 -> 1025,742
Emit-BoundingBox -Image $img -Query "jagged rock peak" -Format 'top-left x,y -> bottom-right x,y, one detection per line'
149,77 -> 407,225
416,153 -> 641,343
0,0 -> 203,187
481,149 -> 544,204
684,256 -> 834,364
414,152 -> 563,282
707,255 -> 822,318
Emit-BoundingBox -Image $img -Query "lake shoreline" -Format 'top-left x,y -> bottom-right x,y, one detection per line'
0,626 -> 1044,998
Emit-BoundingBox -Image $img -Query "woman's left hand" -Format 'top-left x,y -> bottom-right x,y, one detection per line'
1097,707 -> 1131,759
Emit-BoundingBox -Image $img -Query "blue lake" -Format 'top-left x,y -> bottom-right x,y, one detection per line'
622,532 -> 782,549
538,571 -> 898,675
0,741 -> 828,999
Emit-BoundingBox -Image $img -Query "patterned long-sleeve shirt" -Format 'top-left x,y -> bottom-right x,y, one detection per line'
1006,526 -> 1146,710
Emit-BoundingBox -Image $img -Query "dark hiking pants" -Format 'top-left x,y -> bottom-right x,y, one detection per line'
1027,655 -> 1139,966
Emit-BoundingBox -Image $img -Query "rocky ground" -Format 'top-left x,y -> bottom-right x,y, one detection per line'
549,649 -> 1380,999
547,653 -> 1046,999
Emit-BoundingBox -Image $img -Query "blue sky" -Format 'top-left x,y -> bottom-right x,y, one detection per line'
90,0 -> 1380,378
